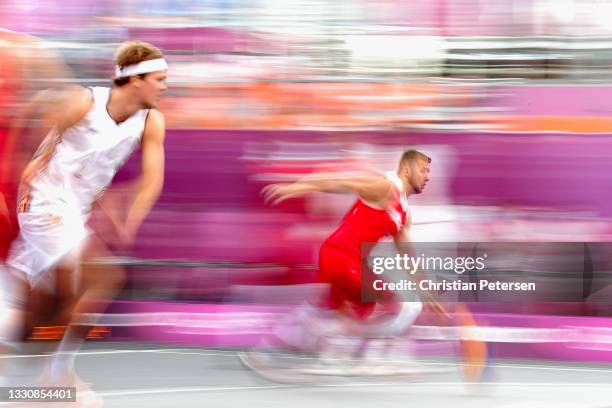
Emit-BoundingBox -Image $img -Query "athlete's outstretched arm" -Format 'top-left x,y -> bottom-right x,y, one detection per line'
262,172 -> 393,206
123,109 -> 166,241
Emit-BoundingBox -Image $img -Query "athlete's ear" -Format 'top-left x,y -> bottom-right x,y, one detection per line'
130,76 -> 143,88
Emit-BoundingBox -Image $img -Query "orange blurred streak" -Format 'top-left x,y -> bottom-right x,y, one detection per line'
159,82 -> 478,129
28,326 -> 111,341
498,116 -> 612,133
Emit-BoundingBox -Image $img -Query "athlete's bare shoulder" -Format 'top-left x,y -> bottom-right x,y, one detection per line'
61,85 -> 93,113
146,108 -> 165,125
143,109 -> 166,141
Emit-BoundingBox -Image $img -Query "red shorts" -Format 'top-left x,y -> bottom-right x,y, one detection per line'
316,243 -> 396,319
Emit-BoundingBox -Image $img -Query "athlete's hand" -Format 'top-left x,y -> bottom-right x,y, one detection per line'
114,222 -> 135,250
94,195 -> 135,250
420,291 -> 449,322
425,299 -> 448,321
261,182 -> 312,206
106,213 -> 136,250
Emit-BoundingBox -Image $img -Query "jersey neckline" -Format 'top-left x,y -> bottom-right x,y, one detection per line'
104,88 -> 141,126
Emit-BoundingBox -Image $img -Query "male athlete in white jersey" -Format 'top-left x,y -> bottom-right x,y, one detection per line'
0,41 -> 167,399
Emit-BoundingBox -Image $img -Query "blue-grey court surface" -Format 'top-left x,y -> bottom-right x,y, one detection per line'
2,342 -> 612,407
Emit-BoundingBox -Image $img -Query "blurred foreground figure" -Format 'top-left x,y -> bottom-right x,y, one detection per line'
256,150 -> 487,380
0,28 -> 72,261
0,31 -> 78,346
0,40 -> 167,405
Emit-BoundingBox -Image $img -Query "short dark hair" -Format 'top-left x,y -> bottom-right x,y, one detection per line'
399,149 -> 431,167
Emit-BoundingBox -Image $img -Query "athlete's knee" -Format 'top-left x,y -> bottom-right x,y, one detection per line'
84,263 -> 125,292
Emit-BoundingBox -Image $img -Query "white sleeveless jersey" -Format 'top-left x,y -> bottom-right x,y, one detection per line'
28,87 -> 148,215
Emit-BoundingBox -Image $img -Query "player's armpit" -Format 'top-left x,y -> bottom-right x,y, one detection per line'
351,177 -> 394,204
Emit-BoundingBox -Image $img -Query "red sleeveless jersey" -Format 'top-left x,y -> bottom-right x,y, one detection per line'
316,174 -> 409,315
323,174 -> 409,258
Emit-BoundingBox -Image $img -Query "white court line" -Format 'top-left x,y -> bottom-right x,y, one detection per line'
99,384 -> 293,397
99,382 -> 612,398
153,349 -> 612,374
62,348 -> 612,374
0,348 -> 200,359
3,347 -> 612,375
0,348 -> 260,360
398,359 -> 612,374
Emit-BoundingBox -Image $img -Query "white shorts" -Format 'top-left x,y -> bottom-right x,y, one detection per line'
6,204 -> 89,284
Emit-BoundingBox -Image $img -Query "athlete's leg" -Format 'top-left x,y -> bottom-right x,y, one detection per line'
0,267 -> 29,343
454,303 -> 489,382
48,233 -> 125,382
343,301 -> 422,338
0,179 -> 25,353
0,266 -> 29,382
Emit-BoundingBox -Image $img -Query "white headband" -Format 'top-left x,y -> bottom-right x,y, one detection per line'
115,58 -> 168,78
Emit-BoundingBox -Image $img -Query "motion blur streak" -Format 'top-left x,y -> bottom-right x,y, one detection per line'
1,1 -> 612,406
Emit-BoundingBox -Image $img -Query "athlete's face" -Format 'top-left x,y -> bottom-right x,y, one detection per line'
406,158 -> 430,194
137,70 -> 168,109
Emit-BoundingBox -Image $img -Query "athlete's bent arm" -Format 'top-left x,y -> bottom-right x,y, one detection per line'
124,109 -> 165,239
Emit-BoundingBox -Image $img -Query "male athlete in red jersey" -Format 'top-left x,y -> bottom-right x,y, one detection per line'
264,149 -> 443,318
261,149 -> 487,380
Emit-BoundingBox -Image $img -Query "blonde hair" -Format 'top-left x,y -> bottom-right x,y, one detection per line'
113,41 -> 163,86
400,149 -> 431,167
